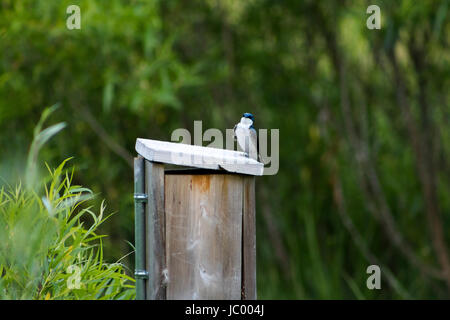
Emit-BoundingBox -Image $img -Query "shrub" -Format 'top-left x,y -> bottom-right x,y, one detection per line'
0,158 -> 135,299
0,105 -> 135,299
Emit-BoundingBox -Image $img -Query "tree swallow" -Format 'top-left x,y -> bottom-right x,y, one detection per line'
234,113 -> 258,161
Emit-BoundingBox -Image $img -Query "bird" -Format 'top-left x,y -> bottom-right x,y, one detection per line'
234,113 -> 259,161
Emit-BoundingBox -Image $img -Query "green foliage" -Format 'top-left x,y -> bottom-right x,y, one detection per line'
26,104 -> 66,188
1,0 -> 449,299
0,105 -> 134,299
0,159 -> 135,299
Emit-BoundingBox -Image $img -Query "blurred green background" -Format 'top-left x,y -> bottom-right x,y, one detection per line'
1,0 -> 450,299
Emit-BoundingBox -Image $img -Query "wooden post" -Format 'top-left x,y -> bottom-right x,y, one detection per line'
145,161 -> 166,299
165,173 -> 243,299
135,138 -> 262,300
242,176 -> 256,299
133,156 -> 147,300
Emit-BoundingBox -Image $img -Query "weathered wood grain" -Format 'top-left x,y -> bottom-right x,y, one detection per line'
136,138 -> 264,176
242,176 -> 256,299
165,173 -> 243,299
145,161 -> 166,300
134,156 -> 146,300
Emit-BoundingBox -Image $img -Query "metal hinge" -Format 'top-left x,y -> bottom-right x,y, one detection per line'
135,269 -> 149,280
134,193 -> 148,203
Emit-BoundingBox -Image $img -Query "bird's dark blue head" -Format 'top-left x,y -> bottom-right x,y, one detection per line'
243,113 -> 255,123
242,112 -> 255,129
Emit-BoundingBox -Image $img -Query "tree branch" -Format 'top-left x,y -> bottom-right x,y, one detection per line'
329,160 -> 410,298
388,45 -> 450,288
77,106 -> 134,168
312,3 -> 443,280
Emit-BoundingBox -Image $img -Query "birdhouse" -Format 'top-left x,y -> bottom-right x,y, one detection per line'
133,138 -> 263,300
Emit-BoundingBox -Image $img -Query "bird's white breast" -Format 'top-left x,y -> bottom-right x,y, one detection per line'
239,117 -> 253,128
234,118 -> 258,160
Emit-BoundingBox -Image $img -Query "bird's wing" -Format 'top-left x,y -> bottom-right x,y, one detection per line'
248,128 -> 258,161
233,124 -> 237,141
235,125 -> 259,160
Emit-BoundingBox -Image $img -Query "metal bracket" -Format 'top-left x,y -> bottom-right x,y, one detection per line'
135,269 -> 149,280
134,193 -> 148,203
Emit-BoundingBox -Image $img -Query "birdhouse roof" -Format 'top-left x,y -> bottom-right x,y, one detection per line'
135,138 -> 264,176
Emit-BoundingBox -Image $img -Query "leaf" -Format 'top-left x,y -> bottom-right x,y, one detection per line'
33,104 -> 61,137
27,124 -> 66,188
33,122 -> 67,153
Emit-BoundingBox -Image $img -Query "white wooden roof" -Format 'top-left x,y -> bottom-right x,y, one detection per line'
135,138 -> 263,176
